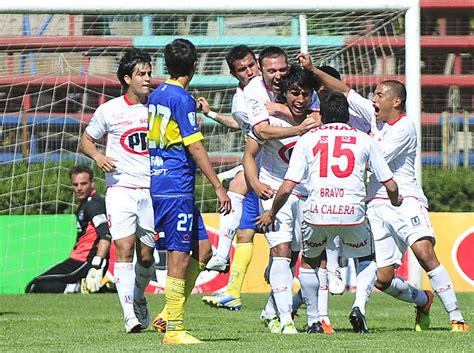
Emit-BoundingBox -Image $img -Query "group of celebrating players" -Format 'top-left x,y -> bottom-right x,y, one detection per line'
79,38 -> 469,345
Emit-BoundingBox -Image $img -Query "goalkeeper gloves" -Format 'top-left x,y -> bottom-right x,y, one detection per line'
85,256 -> 106,293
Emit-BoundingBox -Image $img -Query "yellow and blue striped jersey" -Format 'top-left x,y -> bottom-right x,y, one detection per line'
147,79 -> 204,195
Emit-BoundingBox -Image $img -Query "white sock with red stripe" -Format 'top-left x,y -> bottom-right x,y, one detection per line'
114,262 -> 136,320
428,264 -> 464,322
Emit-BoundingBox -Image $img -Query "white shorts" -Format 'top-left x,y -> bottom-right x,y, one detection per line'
301,220 -> 374,259
261,193 -> 303,251
367,198 -> 435,268
106,186 -> 155,248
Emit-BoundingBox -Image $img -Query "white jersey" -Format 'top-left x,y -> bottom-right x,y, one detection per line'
346,89 -> 428,205
285,122 -> 393,225
243,76 -> 320,130
231,86 -> 252,136
86,95 -> 150,188
258,114 -> 307,196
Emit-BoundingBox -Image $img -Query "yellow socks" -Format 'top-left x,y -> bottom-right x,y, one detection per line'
185,257 -> 206,299
226,243 -> 254,298
164,276 -> 186,336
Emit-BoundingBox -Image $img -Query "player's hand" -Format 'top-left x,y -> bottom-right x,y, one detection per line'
94,154 -> 117,173
254,182 -> 275,200
197,97 -> 211,115
216,186 -> 232,215
298,116 -> 320,134
296,52 -> 314,70
391,195 -> 403,207
256,210 -> 275,232
85,256 -> 106,293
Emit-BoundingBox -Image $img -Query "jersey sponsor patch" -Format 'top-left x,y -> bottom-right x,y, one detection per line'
119,127 -> 148,155
411,216 -> 421,227
188,112 -> 197,127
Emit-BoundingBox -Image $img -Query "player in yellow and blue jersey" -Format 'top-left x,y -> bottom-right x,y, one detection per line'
147,38 -> 231,345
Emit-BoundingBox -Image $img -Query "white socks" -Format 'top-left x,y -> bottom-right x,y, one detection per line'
114,262 -> 135,320
216,191 -> 244,260
269,257 -> 293,326
299,267 -> 320,326
383,276 -> 429,307
263,293 -> 278,318
428,264 -> 464,322
353,260 -> 377,315
134,261 -> 155,302
318,268 -> 329,320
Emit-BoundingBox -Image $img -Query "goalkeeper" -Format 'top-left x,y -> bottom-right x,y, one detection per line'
25,165 -> 111,294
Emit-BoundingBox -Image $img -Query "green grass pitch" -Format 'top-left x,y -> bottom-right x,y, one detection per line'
0,292 -> 472,351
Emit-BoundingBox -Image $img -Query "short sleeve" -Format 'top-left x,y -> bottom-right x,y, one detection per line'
172,96 -> 204,146
346,89 -> 374,127
367,138 -> 393,183
86,105 -> 107,140
284,138 -> 307,184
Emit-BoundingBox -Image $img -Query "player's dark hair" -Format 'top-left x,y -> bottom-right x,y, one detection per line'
258,46 -> 287,68
116,47 -> 152,89
226,45 -> 256,72
69,165 -> 94,180
381,80 -> 407,110
280,64 -> 319,95
320,91 -> 350,124
164,38 -> 197,78
318,65 -> 341,80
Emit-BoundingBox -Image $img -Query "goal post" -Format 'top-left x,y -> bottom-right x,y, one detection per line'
0,1 -> 422,292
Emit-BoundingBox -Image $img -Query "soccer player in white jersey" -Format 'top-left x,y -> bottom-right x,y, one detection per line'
258,91 -> 401,334
195,45 -> 264,311
298,53 -> 470,333
243,64 -> 321,334
245,47 -> 341,334
80,48 -> 156,333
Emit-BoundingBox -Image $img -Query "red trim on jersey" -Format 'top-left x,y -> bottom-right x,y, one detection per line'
263,81 -> 273,94
283,178 -> 300,184
123,95 -> 134,106
379,177 -> 394,184
388,113 -> 406,126
304,218 -> 366,227
252,118 -> 270,127
70,222 -> 98,262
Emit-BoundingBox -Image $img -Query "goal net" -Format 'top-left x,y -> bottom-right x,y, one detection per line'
0,2 -> 420,293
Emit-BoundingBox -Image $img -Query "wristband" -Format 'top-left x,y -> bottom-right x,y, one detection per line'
207,111 -> 218,119
91,256 -> 104,269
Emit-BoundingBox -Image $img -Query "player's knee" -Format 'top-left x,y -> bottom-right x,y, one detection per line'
114,238 -> 135,262
412,238 -> 439,272
375,270 -> 393,290
236,229 -> 254,243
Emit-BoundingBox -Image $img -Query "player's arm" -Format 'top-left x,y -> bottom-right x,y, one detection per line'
265,102 -> 322,126
242,137 -> 274,200
253,119 -> 318,141
383,179 -> 402,207
80,131 -> 117,173
368,138 -> 402,206
187,140 -> 231,215
197,97 -> 240,130
297,53 -> 350,94
256,179 -> 297,229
